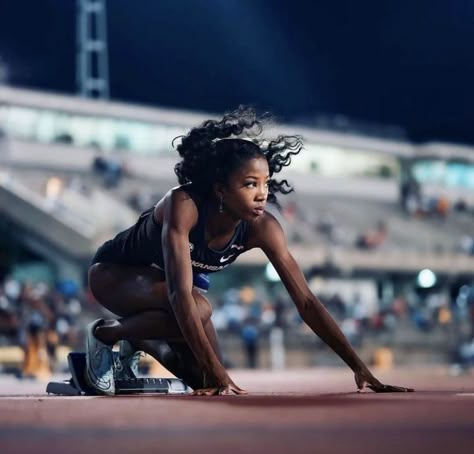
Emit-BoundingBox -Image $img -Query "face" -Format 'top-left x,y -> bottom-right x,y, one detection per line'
220,157 -> 269,221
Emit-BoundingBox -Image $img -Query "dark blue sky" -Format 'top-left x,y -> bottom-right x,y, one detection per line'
1,0 -> 474,144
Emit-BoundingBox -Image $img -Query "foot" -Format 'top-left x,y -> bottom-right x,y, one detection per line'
115,340 -> 143,381
85,319 -> 115,395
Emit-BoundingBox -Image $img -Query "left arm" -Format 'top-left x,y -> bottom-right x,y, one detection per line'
252,213 -> 413,392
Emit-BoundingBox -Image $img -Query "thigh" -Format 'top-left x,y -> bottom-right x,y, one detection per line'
88,263 -> 170,317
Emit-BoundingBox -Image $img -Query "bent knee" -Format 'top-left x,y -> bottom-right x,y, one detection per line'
88,263 -> 118,295
88,263 -> 107,296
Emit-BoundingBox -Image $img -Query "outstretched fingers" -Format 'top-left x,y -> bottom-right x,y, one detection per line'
224,383 -> 248,395
191,384 -> 248,396
354,369 -> 414,393
366,383 -> 415,393
191,388 -> 219,396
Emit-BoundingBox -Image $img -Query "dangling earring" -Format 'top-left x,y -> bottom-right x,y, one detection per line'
219,195 -> 224,213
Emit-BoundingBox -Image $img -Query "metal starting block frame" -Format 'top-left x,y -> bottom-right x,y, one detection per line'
46,352 -> 190,396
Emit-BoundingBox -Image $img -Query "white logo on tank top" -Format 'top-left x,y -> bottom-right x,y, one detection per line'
220,254 -> 236,263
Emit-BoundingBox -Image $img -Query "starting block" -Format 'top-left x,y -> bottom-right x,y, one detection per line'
46,352 -> 190,396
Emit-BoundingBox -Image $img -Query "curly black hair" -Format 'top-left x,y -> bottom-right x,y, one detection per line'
173,106 -> 303,206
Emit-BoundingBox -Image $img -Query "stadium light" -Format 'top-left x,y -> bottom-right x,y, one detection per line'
417,269 -> 437,288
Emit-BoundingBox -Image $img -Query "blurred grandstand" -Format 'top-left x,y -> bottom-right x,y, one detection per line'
0,86 -> 473,376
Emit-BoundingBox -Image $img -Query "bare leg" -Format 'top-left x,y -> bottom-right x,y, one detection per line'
125,339 -> 204,390
126,313 -> 223,390
88,263 -> 222,388
93,312 -> 183,345
202,317 -> 223,363
94,314 -> 213,389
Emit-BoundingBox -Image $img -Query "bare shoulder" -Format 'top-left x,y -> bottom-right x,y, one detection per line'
154,185 -> 199,230
247,210 -> 287,251
168,185 -> 199,205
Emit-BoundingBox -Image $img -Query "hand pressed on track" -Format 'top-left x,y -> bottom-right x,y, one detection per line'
354,369 -> 414,393
191,382 -> 248,396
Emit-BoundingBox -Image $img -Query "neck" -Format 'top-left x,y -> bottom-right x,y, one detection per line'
206,199 -> 240,236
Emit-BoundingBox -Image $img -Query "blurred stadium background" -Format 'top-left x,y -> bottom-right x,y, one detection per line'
0,1 -> 473,382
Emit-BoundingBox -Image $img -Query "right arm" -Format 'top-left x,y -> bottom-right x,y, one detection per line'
161,189 -> 233,391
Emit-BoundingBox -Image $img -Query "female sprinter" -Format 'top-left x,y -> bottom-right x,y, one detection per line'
86,107 -> 413,396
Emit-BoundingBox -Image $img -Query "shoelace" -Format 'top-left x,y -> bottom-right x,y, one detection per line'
93,346 -> 114,367
113,351 -> 144,373
129,351 -> 143,369
91,346 -> 115,385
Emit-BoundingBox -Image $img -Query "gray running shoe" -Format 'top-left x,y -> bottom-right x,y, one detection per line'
115,340 -> 142,381
85,319 -> 115,395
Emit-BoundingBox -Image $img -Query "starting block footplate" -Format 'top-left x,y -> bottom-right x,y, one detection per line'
46,352 -> 189,396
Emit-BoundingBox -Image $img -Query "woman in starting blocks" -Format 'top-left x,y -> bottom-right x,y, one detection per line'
86,107 -> 413,396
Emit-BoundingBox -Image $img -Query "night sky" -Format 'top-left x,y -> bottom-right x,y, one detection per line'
1,0 -> 474,144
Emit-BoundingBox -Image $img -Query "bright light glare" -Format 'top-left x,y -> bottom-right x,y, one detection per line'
417,269 -> 437,288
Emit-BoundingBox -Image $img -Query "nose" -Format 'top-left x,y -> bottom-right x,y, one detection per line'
256,183 -> 267,201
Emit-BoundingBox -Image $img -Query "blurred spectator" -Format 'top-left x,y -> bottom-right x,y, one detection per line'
400,174 -> 421,215
437,305 -> 452,327
239,287 -> 262,368
261,303 -> 276,329
412,306 -> 433,332
0,288 -> 18,338
356,221 -> 387,250
269,297 -> 286,370
435,196 -> 449,218
449,284 -> 474,373
282,201 -> 298,222
240,317 -> 260,369
221,289 -> 245,333
44,176 -> 64,210
273,297 -> 287,330
453,199 -> 468,212
467,285 -> 474,339
392,296 -> 408,318
458,235 -> 474,256
92,151 -> 125,188
417,195 -> 451,219
68,175 -> 90,197
340,318 -> 362,347
128,189 -> 157,212
325,293 -> 347,319
0,276 -> 83,378
18,283 -> 54,379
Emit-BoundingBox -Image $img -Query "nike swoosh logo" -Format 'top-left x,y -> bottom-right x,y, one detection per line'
220,254 -> 236,263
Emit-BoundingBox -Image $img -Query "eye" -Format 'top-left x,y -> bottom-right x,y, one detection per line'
244,182 -> 257,188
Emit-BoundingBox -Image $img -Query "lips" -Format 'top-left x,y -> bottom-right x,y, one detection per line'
252,206 -> 264,215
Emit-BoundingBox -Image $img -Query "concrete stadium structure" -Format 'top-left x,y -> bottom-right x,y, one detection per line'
0,86 -> 473,285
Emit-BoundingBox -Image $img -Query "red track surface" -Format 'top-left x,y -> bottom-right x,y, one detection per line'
1,367 -> 473,454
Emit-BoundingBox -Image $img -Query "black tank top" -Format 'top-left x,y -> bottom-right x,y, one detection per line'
104,191 -> 249,274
